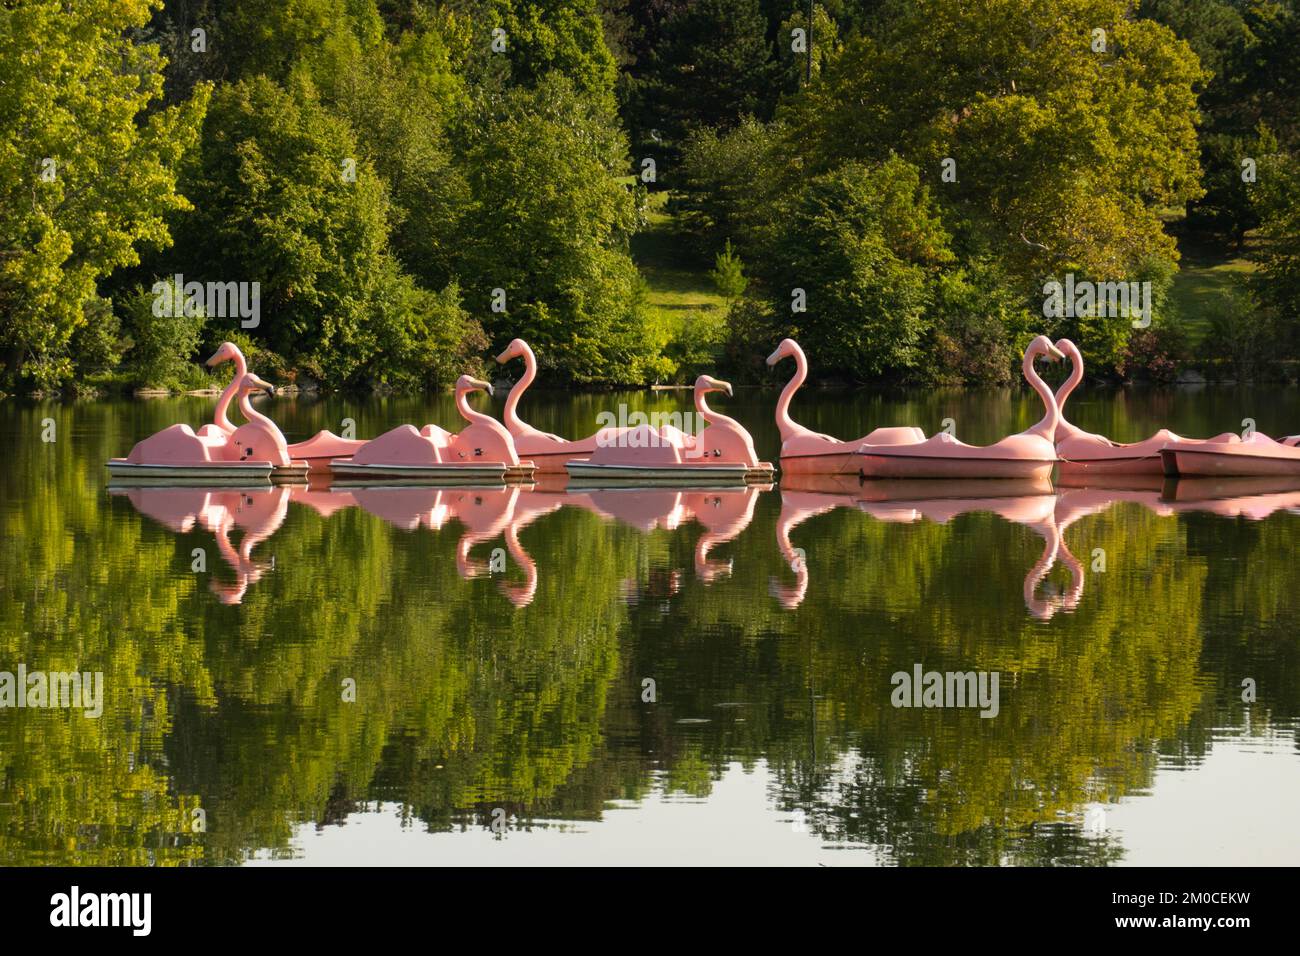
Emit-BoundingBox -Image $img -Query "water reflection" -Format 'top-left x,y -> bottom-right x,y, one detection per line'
4,395 -> 1300,866
110,476 -> 1300,620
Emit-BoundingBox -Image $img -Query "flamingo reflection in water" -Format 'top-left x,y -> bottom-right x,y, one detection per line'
111,485 -> 291,605
772,476 -> 1082,620
318,484 -> 540,607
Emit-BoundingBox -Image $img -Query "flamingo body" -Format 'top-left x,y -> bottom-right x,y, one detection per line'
766,338 -> 925,475
333,375 -> 533,481
855,335 -> 1065,480
567,374 -> 773,483
108,367 -> 306,480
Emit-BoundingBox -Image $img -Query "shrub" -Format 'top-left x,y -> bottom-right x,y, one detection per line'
1118,325 -> 1190,384
710,240 -> 748,300
1200,289 -> 1277,382
121,278 -> 207,390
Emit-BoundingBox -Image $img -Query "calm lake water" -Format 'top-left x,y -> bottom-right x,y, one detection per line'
3,384 -> 1299,866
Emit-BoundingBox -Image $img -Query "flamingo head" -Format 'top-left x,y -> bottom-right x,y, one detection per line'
456,374 -> 493,397
695,374 -> 733,397
766,338 -> 801,367
1054,338 -> 1082,365
239,372 -> 276,397
1027,334 -> 1065,363
206,341 -> 243,367
495,338 -> 529,365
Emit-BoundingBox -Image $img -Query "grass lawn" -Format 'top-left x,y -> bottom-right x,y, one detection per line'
1170,249 -> 1256,345
631,191 -> 729,352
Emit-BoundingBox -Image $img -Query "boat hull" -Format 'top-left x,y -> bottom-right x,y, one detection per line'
776,451 -> 862,476
858,453 -> 1057,481
565,461 -> 774,484
329,460 -> 533,482
1161,447 -> 1300,478
1057,454 -> 1163,478
106,459 -> 274,482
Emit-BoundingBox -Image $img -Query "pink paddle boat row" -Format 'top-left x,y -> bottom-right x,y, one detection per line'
108,342 -> 535,484
496,337 -> 773,484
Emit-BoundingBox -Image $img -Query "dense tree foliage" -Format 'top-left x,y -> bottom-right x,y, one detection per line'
2,0 -> 1299,393
764,158 -> 955,380
626,0 -> 778,164
0,0 -> 205,390
691,0 -> 1209,379
452,77 -> 659,383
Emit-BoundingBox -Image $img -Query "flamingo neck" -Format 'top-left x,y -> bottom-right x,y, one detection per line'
1023,521 -> 1062,620
214,352 -> 248,431
503,345 -> 537,433
1054,348 -> 1083,424
237,390 -> 280,437
1023,350 -> 1059,442
775,349 -> 808,442
696,387 -> 741,433
456,387 -> 494,428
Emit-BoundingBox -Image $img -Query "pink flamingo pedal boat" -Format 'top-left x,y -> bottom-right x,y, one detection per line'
495,338 -> 613,472
330,375 -> 534,482
107,355 -> 309,482
767,339 -> 925,475
203,341 -> 366,470
565,375 -> 774,484
1053,338 -> 1237,476
855,335 -> 1065,480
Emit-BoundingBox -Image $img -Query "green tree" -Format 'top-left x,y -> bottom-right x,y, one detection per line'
632,0 -> 779,163
121,277 -> 208,389
764,157 -> 954,380
0,0 -> 206,390
673,117 -> 792,259
452,76 -> 658,383
218,0 -> 378,84
174,76 -> 477,388
309,12 -> 471,290
710,240 -> 749,299
1250,150 -> 1300,341
487,0 -> 619,101
774,0 -> 1206,373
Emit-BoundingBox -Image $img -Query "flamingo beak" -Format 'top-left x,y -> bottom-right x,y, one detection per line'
494,347 -> 511,364
264,385 -> 276,396
205,349 -> 225,367
765,347 -> 782,366
1047,343 -> 1065,361
718,379 -> 733,397
471,378 -> 493,396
